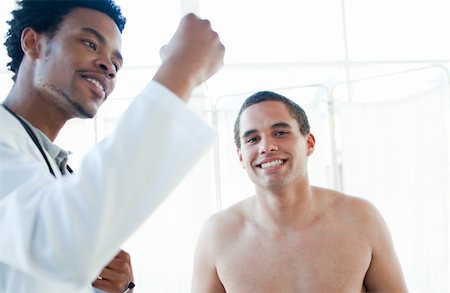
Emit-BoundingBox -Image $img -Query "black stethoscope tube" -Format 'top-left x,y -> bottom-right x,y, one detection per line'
2,104 -> 73,176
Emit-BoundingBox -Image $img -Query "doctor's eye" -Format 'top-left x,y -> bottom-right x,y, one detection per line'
83,40 -> 97,51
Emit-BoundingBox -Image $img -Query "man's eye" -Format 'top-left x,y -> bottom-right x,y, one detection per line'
274,131 -> 288,136
246,137 -> 258,144
113,63 -> 119,72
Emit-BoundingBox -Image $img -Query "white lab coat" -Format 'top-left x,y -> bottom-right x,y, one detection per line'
0,81 -> 213,292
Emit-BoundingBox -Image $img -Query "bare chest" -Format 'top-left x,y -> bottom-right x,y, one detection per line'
216,224 -> 371,292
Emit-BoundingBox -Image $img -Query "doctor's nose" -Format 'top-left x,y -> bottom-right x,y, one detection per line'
96,58 -> 116,79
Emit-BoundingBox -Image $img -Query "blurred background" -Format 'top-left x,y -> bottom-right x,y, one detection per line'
1,0 -> 449,292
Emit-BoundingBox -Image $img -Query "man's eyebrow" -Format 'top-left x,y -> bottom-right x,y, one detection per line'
81,27 -> 123,63
272,122 -> 292,129
242,129 -> 258,139
242,122 -> 292,139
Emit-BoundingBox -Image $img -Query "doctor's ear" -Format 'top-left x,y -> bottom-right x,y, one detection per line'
21,27 -> 41,58
237,148 -> 246,169
306,133 -> 315,156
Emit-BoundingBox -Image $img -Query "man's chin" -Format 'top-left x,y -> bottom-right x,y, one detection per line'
254,177 -> 288,189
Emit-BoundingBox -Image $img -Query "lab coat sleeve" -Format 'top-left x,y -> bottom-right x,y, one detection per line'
0,81 -> 213,288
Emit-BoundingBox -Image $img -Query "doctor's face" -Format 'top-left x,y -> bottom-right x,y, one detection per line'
34,8 -> 123,119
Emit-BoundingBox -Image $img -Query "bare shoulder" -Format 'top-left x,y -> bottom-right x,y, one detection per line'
313,186 -> 385,231
192,199 -> 253,292
199,197 -> 254,247
314,187 -> 408,291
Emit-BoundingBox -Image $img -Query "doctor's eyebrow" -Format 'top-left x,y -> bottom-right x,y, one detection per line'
81,27 -> 123,64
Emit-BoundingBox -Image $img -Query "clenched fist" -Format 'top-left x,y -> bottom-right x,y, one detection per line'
154,13 -> 225,101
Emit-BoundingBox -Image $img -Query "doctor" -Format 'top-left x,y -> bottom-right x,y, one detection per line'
0,0 -> 224,292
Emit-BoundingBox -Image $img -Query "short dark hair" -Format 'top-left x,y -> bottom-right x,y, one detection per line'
233,91 -> 310,149
4,0 -> 126,80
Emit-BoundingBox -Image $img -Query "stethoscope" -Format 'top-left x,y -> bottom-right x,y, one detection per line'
2,104 -> 73,177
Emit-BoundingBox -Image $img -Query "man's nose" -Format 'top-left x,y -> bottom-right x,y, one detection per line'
258,137 -> 278,154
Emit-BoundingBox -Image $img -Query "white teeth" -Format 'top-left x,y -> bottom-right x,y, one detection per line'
261,160 -> 283,169
86,78 -> 104,92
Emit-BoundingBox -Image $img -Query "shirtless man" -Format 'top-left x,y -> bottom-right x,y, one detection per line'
191,91 -> 408,292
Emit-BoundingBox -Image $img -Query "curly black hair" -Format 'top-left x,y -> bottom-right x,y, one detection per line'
4,0 -> 126,81
233,91 -> 311,149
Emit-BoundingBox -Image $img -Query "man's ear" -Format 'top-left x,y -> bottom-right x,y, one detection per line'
21,27 -> 41,59
306,133 -> 315,156
237,148 -> 246,169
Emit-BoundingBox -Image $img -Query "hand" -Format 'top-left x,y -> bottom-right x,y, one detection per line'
154,13 -> 225,101
92,249 -> 134,293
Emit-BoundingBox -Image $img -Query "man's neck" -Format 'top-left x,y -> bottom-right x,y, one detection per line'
254,181 -> 318,231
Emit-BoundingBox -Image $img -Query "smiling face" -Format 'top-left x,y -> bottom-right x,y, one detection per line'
32,8 -> 123,119
237,101 -> 315,190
